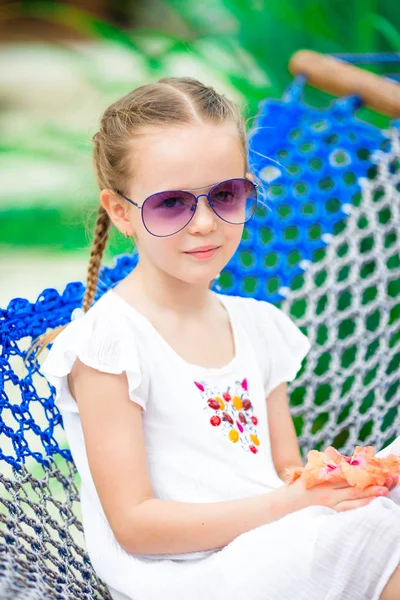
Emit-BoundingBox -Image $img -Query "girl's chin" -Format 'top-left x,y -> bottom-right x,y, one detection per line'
182,274 -> 219,287
176,267 -> 221,286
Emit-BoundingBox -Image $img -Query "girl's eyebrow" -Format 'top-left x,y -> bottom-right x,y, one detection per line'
174,177 -> 246,192
168,181 -> 220,192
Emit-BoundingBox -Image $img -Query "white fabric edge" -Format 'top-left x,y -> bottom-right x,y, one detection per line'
249,298 -> 311,398
264,333 -> 311,398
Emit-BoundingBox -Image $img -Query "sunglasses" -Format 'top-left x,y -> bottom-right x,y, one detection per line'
115,177 -> 258,237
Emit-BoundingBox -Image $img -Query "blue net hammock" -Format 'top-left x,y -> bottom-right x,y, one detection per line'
1,56 -> 399,599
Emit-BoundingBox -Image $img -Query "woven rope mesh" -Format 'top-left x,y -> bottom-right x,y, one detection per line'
0,77 -> 399,598
279,126 -> 400,455
0,460 -> 110,599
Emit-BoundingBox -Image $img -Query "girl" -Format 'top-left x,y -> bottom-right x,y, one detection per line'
37,78 -> 400,600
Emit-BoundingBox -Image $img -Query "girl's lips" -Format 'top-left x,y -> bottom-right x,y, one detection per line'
185,247 -> 220,260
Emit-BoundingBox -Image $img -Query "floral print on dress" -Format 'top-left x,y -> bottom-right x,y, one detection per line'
194,378 -> 260,454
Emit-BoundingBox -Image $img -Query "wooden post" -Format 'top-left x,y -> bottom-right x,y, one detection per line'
289,50 -> 400,118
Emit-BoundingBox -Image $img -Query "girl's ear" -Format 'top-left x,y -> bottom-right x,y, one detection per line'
100,189 -> 135,238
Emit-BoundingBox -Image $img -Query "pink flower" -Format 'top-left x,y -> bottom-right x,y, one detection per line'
194,381 -> 205,392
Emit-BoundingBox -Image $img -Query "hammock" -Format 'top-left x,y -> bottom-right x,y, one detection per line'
1,51 -> 399,599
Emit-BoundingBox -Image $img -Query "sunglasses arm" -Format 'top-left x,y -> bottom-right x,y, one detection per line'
115,190 -> 142,210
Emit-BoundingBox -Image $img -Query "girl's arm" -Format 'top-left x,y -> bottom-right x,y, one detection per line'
70,360 -> 300,556
267,383 -> 303,481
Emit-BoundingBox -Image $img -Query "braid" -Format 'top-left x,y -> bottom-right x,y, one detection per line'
26,206 -> 111,363
82,205 -> 111,313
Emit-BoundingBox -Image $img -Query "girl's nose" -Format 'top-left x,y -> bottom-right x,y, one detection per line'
187,196 -> 218,234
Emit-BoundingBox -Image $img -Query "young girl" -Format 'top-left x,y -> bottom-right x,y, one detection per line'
38,77 -> 400,600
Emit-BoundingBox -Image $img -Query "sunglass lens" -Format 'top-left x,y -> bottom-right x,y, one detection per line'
143,191 -> 196,236
209,179 -> 257,224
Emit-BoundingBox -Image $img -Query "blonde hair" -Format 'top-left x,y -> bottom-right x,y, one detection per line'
29,77 -> 247,360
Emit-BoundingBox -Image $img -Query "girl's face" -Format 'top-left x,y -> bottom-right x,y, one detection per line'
110,123 -> 248,286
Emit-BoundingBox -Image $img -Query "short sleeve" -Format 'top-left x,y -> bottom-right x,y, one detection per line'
251,299 -> 311,397
40,300 -> 147,413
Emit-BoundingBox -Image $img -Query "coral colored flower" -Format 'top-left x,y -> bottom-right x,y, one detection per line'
301,447 -> 344,488
341,446 -> 400,490
284,448 -> 342,486
284,445 -> 400,491
379,454 -> 400,474
283,466 -> 303,485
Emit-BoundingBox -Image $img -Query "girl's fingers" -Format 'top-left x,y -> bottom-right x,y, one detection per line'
384,476 -> 393,489
335,497 -> 376,512
339,485 -> 388,502
358,485 -> 388,498
382,475 -> 399,491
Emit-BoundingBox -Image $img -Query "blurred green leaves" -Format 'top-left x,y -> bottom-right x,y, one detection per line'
1,0 -> 399,255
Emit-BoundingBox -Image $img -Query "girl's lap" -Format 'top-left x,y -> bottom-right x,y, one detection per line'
104,498 -> 400,600
205,498 -> 400,600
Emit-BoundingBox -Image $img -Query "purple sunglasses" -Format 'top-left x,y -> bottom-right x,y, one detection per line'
115,177 -> 258,237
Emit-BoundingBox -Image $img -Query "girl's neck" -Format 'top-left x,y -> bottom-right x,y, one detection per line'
123,262 -> 215,319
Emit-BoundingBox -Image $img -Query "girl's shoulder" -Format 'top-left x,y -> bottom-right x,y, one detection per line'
40,289 -> 145,379
217,292 -> 294,327
55,289 -> 143,345
220,292 -> 308,341
218,293 -> 311,395
63,288 -> 146,337
40,289 -> 148,413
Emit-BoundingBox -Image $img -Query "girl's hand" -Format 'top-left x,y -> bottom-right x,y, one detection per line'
284,476 -> 389,513
384,474 -> 399,491
335,475 -> 398,510
333,489 -> 388,512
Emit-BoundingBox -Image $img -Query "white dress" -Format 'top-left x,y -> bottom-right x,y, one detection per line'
40,289 -> 400,600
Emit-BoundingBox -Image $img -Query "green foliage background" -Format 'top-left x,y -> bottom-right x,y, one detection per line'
1,0 -> 399,260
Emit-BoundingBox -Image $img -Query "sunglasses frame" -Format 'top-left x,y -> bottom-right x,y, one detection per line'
115,177 -> 258,238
